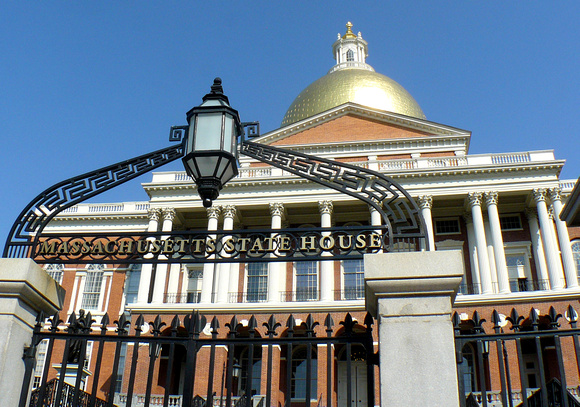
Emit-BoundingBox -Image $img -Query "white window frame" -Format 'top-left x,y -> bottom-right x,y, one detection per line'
186,265 -> 203,303
294,261 -> 319,301
44,264 -> 64,285
500,214 -> 523,231
434,217 -> 461,235
79,264 -> 106,311
572,240 -> 580,277
341,259 -> 364,300
504,242 -> 534,291
245,262 -> 268,302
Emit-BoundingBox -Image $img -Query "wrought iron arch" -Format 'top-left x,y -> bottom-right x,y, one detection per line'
4,126 -> 428,259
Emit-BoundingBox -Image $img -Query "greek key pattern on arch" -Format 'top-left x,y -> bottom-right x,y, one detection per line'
4,144 -> 184,258
240,140 -> 424,238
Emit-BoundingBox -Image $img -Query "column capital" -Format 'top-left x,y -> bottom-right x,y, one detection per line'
532,188 -> 547,203
148,208 -> 162,222
418,195 -> 433,209
318,200 -> 334,215
548,187 -> 562,202
206,206 -> 220,220
466,192 -> 483,208
221,205 -> 237,219
548,207 -> 555,220
162,207 -> 176,222
269,202 -> 285,217
484,191 -> 499,206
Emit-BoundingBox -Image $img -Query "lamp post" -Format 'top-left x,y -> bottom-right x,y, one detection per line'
182,77 -> 243,208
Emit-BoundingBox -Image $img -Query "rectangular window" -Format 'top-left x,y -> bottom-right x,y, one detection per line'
343,259 -> 364,300
295,261 -> 318,301
124,265 -> 141,305
435,219 -> 461,235
32,339 -> 49,389
81,265 -> 104,310
500,215 -> 522,230
247,263 -> 268,302
45,264 -> 64,285
187,267 -> 203,303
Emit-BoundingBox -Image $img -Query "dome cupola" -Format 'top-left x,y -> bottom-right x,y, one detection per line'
282,23 -> 426,127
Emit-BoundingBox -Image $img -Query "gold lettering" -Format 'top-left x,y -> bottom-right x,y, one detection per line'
136,240 -> 150,254
320,235 -> 335,250
38,241 -> 58,255
338,235 -> 353,250
250,238 -> 264,252
278,236 -> 291,251
150,240 -> 162,254
238,238 -> 251,252
355,234 -> 366,249
104,241 -> 117,255
117,240 -> 133,255
263,237 -> 276,252
91,241 -> 105,255
224,238 -> 236,254
191,239 -> 204,253
56,241 -> 69,255
161,240 -> 174,254
69,240 -> 82,255
174,240 -> 187,254
206,238 -> 216,253
300,236 -> 317,251
369,233 -> 382,249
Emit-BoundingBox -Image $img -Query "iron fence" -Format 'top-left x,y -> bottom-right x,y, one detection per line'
454,304 -> 580,407
21,310 -> 376,407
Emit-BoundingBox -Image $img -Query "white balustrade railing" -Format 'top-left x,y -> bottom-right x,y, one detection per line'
238,167 -> 272,178
560,180 -> 577,191
490,152 -> 531,164
88,204 -> 124,213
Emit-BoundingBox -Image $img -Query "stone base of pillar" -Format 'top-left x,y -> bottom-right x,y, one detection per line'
364,251 -> 464,407
0,259 -> 65,407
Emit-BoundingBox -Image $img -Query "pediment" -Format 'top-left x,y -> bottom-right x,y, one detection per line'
253,102 -> 470,147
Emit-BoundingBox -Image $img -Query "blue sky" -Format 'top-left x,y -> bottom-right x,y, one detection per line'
1,3 -> 579,250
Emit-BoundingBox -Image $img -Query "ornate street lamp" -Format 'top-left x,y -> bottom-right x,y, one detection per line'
182,78 -> 243,208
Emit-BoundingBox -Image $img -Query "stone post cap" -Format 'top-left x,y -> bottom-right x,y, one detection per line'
0,259 -> 65,318
364,251 -> 464,317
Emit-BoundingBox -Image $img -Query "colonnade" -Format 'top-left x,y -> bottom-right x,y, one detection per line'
136,187 -> 577,304
418,188 -> 577,294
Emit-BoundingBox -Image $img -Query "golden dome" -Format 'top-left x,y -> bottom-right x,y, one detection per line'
281,68 -> 426,126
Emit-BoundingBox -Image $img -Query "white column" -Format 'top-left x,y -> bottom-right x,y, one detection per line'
525,209 -> 550,289
151,208 -> 175,303
217,205 -> 236,303
370,204 -> 382,227
200,207 -> 220,303
532,189 -> 565,290
137,209 -> 161,303
550,188 -> 578,288
319,200 -> 334,301
548,207 -> 566,280
484,221 -> 498,292
268,203 -> 284,302
485,192 -> 510,293
467,193 -> 493,294
463,213 -> 481,294
418,196 -> 435,251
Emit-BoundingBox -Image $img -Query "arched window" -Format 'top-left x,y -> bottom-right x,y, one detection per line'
291,347 -> 317,400
44,264 -> 64,285
238,345 -> 262,396
459,344 -> 477,393
572,241 -> 580,277
346,49 -> 354,62
81,264 -> 104,310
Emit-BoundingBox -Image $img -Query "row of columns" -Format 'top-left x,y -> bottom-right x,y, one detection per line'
136,201 -> 384,305
419,188 -> 577,294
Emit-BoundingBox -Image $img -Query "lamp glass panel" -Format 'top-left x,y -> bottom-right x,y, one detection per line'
194,156 -> 220,178
184,157 -> 201,179
222,114 -> 234,154
221,164 -> 237,183
194,113 -> 222,151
